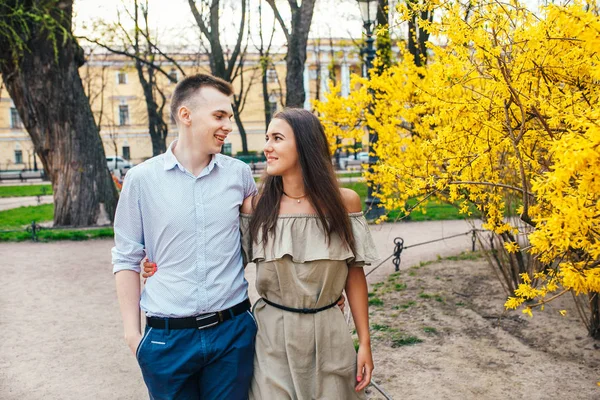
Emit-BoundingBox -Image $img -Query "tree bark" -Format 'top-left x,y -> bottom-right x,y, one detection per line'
284,0 -> 316,108
136,65 -> 168,156
189,0 -> 251,154
590,294 -> 600,339
266,0 -> 317,108
406,0 -> 432,67
260,58 -> 273,128
232,102 -> 249,155
0,0 -> 118,226
376,0 -> 392,75
407,0 -> 421,67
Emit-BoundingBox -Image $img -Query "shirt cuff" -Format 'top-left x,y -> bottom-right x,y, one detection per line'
113,263 -> 142,274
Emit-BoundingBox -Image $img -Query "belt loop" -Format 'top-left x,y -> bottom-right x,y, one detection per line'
165,318 -> 170,334
229,308 -> 234,319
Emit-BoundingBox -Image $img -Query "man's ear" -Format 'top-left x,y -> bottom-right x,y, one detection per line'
178,106 -> 192,126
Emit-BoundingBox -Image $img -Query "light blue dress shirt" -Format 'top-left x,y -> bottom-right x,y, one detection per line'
111,141 -> 257,318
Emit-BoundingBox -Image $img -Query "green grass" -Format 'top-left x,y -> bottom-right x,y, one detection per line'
423,327 -> 438,334
445,251 -> 482,261
340,182 -> 480,221
0,204 -> 53,228
0,227 -> 114,242
392,301 -> 416,310
0,185 -> 52,198
337,172 -> 362,178
372,324 -> 392,332
368,297 -> 384,307
391,334 -> 423,347
0,204 -> 114,242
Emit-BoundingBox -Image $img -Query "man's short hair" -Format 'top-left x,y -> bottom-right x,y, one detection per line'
170,74 -> 233,122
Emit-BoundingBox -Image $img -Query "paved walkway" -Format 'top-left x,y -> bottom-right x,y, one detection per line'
0,195 -> 53,211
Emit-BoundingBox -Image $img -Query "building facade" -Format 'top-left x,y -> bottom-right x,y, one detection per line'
0,40 -> 363,171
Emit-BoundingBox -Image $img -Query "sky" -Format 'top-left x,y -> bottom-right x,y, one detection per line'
72,0 -> 544,51
72,0 -> 378,50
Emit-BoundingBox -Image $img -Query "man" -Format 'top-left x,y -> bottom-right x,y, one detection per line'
112,74 -> 257,399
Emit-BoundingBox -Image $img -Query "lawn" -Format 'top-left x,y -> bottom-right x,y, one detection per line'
0,184 -> 53,198
0,204 -> 113,241
340,182 -> 479,221
0,204 -> 54,228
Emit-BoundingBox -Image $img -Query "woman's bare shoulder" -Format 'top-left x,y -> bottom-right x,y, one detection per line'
339,188 -> 362,213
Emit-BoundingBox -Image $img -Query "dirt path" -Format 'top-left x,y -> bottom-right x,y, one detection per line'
363,256 -> 599,399
1,220 -> 597,399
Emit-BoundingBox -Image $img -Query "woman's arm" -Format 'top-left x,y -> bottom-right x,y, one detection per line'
241,195 -> 254,214
340,187 -> 374,391
346,267 -> 373,392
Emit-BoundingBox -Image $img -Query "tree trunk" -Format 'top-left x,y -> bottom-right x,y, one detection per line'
136,64 -> 167,156
189,0 -> 250,153
407,2 -> 421,67
0,1 -> 118,226
376,0 -> 392,75
261,58 -> 273,129
590,294 -> 600,339
232,103 -> 249,154
285,0 -> 316,108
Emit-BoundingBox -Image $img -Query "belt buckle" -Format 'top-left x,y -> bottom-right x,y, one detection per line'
195,313 -> 218,330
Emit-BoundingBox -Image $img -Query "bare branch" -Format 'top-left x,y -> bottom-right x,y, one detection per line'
226,0 -> 247,79
265,0 -> 290,43
79,37 -> 177,83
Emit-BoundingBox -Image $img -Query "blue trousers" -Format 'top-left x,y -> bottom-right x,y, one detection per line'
136,310 -> 257,400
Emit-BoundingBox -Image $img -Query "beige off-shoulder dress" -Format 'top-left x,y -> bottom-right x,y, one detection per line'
240,213 -> 379,400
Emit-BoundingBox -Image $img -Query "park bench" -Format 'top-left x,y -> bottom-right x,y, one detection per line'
249,161 -> 267,174
0,171 -> 47,182
342,159 -> 364,171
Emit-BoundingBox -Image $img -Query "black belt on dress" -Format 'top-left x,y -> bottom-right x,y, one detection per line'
260,296 -> 341,314
146,299 -> 251,330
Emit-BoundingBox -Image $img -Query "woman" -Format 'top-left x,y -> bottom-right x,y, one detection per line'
145,108 -> 378,399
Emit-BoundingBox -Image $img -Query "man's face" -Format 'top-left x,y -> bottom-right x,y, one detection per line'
182,86 -> 233,154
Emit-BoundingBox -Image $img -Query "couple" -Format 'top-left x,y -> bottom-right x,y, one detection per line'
112,73 -> 378,399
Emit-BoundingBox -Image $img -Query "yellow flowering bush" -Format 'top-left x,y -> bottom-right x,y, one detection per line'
315,0 -> 600,336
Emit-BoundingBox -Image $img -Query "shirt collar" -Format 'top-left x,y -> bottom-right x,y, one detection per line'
163,140 -> 223,174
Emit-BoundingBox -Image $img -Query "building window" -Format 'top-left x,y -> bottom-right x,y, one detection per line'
15,149 -> 23,164
10,107 -> 23,129
119,105 -> 130,126
169,68 -> 179,84
267,68 -> 278,83
117,71 -> 128,84
122,143 -> 130,160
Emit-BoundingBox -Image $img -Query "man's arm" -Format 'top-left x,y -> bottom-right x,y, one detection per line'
243,163 -> 258,199
111,169 -> 146,355
116,270 -> 142,355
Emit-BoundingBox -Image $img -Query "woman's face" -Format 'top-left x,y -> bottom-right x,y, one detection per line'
263,118 -> 300,176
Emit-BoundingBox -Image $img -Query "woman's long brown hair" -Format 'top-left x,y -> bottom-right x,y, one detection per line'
249,108 -> 356,255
